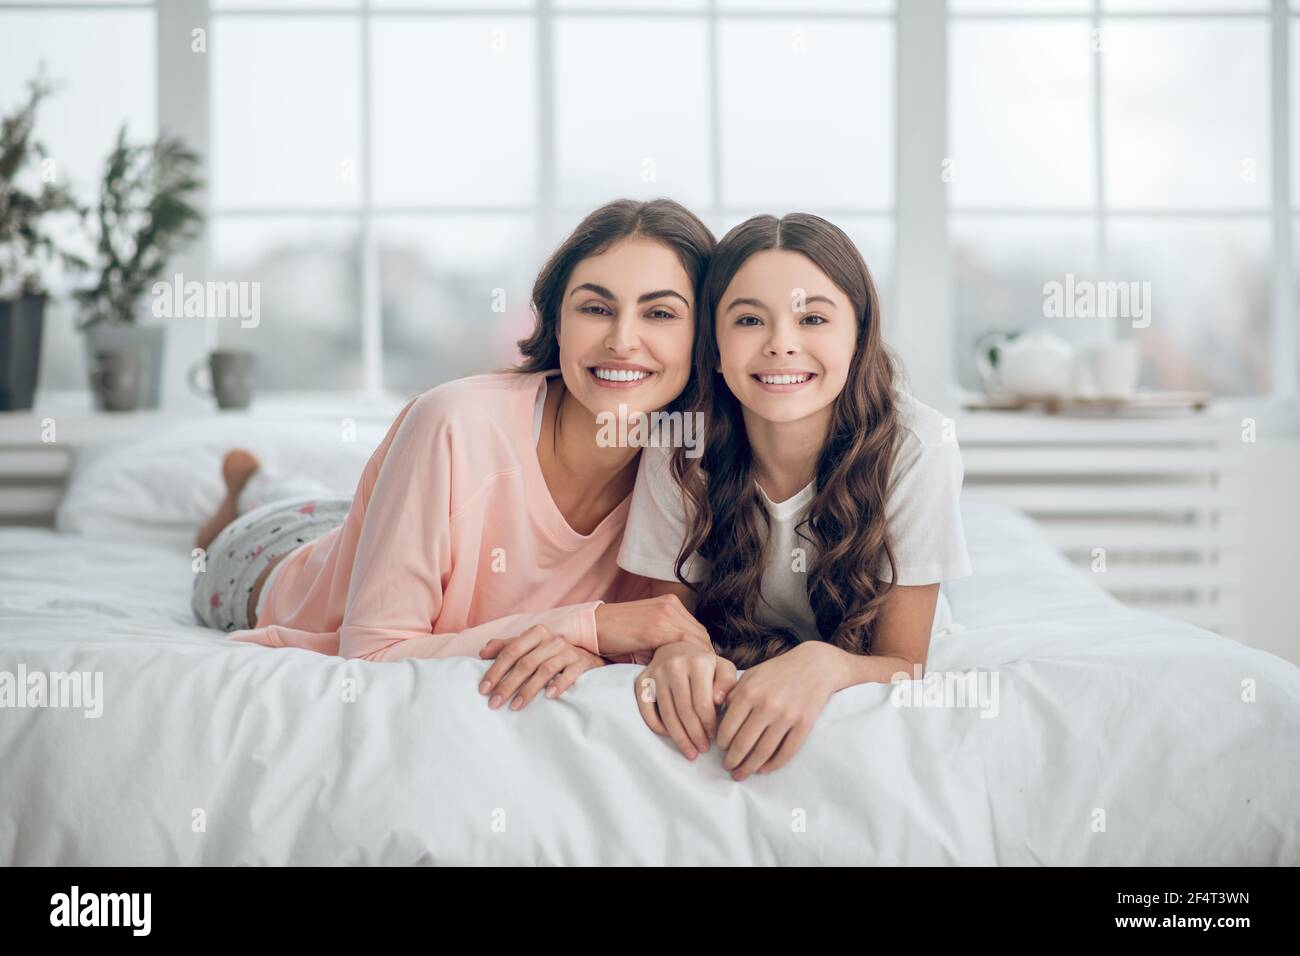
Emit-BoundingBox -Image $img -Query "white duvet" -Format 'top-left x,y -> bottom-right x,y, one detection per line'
1,501 -> 1297,865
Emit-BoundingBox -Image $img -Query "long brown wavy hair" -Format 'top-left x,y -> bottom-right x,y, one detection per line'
672,213 -> 903,668
512,198 -> 715,396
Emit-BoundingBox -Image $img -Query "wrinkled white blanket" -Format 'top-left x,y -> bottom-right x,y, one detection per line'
1,502 -> 1296,864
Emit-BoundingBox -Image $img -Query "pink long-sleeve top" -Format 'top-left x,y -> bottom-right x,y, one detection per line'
226,369 -> 652,662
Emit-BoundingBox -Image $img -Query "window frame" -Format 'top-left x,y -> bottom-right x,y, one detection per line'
5,0 -> 1295,410
944,0 -> 1296,404
200,0 -> 898,401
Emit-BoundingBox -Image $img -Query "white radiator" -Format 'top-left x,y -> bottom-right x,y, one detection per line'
954,411 -> 1244,640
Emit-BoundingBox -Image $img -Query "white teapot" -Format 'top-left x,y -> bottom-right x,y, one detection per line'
974,330 -> 1077,400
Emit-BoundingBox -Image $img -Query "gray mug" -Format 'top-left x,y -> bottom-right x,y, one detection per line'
189,350 -> 254,409
89,347 -> 148,412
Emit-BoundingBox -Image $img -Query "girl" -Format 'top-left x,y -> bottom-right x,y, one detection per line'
617,213 -> 974,780
190,198 -> 716,709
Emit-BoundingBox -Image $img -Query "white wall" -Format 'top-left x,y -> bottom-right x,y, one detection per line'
1243,435 -> 1300,665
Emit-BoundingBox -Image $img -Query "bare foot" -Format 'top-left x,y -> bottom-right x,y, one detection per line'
193,449 -> 262,551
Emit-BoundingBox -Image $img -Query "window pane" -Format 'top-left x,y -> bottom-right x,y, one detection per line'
0,10 -> 155,207
379,1 -> 530,7
213,1 -> 357,8
1105,1 -> 1265,11
718,20 -> 892,208
211,217 -> 363,391
719,0 -> 892,9
1290,20 -> 1300,206
1108,218 -> 1270,396
1295,219 -> 1300,389
212,17 -> 361,208
555,18 -> 710,206
949,21 -> 1094,209
952,0 -> 1087,11
372,18 -> 536,206
951,216 -> 1099,393
378,216 -> 538,395
559,0 -> 703,9
1103,20 -> 1269,210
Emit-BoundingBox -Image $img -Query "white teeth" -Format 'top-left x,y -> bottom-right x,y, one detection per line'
757,373 -> 811,385
593,367 -> 650,382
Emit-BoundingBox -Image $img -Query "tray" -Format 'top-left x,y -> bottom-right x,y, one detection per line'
962,390 -> 1212,415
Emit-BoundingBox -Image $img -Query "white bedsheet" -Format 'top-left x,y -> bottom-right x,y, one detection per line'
1,502 -> 1297,865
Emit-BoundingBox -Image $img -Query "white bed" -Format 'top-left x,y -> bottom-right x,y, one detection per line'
0,424 -> 1297,865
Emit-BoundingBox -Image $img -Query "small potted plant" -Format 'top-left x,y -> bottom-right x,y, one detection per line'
0,74 -> 85,411
76,124 -> 203,410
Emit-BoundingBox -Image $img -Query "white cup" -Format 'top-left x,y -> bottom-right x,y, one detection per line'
1076,342 -> 1140,399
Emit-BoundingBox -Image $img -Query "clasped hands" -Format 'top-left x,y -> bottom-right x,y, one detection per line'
475,594 -> 707,710
478,594 -> 839,780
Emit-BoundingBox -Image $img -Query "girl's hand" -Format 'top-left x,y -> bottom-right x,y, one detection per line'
634,642 -> 738,760
594,594 -> 711,658
716,641 -> 841,781
478,625 -> 606,710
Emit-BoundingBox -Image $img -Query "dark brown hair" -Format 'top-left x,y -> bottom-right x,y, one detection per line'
514,198 -> 715,382
672,213 -> 903,668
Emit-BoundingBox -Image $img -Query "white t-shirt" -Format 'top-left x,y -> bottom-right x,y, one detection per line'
616,389 -> 974,642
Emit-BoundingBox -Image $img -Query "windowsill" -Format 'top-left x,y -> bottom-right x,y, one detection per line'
18,389 -> 411,422
10,387 -> 1300,440
950,385 -> 1300,429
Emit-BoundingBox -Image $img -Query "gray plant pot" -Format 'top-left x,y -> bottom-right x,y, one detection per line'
83,322 -> 166,410
0,294 -> 46,411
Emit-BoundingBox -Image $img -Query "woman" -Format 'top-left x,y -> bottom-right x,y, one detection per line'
190,198 -> 716,710
617,213 -> 974,779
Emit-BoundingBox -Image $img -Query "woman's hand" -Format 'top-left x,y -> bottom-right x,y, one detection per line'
634,642 -> 738,760
595,594 -> 711,658
716,641 -> 842,781
478,625 -> 607,710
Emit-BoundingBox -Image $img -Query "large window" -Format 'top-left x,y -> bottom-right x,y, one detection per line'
6,0 -> 1297,404
949,0 -> 1275,398
207,0 -> 897,398
0,0 -> 156,394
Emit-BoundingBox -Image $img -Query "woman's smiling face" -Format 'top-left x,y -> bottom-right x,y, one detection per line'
557,236 -> 696,419
714,247 -> 858,424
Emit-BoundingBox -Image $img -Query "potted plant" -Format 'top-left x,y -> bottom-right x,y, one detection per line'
76,124 -> 203,410
0,74 -> 85,412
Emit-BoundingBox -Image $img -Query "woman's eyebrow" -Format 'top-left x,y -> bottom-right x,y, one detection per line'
570,284 -> 690,308
805,294 -> 839,309
638,289 -> 689,306
570,282 -> 616,301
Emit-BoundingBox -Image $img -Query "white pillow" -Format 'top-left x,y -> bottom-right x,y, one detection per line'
56,417 -> 391,538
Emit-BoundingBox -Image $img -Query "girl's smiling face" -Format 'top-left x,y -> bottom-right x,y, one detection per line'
715,248 -> 858,425
557,236 -> 696,420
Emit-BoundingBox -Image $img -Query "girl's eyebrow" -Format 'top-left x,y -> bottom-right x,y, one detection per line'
725,296 -> 770,313
724,293 -> 838,312
569,283 -> 689,307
